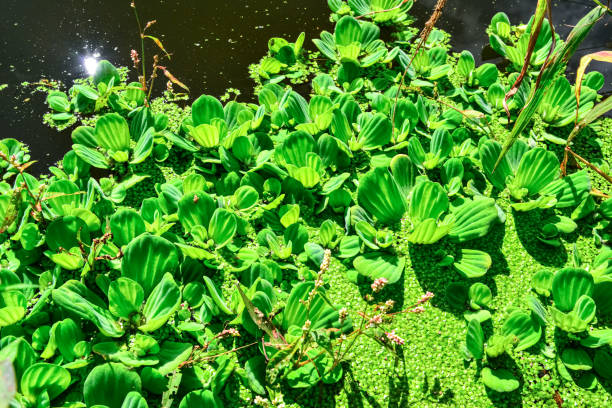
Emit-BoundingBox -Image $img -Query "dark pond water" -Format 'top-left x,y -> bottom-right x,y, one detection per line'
0,0 -> 609,174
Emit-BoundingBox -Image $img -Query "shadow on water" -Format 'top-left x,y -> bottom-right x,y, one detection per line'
513,208 -> 569,267
0,0 -> 610,173
409,220 -> 510,315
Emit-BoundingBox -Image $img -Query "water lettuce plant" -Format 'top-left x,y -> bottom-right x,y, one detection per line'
2,0 -> 612,407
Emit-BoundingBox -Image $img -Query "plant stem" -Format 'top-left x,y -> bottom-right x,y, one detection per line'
391,0 -> 448,135
567,147 -> 612,185
132,1 -> 147,91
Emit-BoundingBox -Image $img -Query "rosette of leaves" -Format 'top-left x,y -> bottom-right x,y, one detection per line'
479,140 -> 591,210
410,46 -> 452,82
549,268 -> 595,333
412,94 -> 464,130
406,128 -> 453,170
166,94 -> 270,171
329,0 -> 414,24
455,51 -> 499,89
535,76 -> 598,128
258,32 -> 306,81
256,222 -> 309,260
537,215 -> 578,246
71,112 -> 154,169
176,192 -> 238,260
46,60 -> 145,121
274,131 -> 326,188
293,95 -> 336,135
313,16 -> 397,68
357,166 -> 499,248
488,13 -> 562,71
484,72 -> 530,113
52,270 -> 181,337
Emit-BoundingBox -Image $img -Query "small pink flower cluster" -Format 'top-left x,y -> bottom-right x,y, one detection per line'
320,249 -> 332,272
375,299 -> 395,313
219,328 -> 240,338
385,330 -> 405,345
130,49 -> 140,68
408,306 -> 425,314
418,291 -> 434,304
371,277 -> 389,293
367,314 -> 383,328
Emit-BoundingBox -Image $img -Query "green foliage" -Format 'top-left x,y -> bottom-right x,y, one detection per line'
481,367 -> 520,392
3,1 -> 612,407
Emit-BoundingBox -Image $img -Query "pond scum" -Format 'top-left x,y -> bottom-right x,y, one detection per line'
2,0 -> 612,407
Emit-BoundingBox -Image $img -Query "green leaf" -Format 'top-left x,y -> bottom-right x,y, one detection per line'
94,60 -> 121,86
190,124 -> 220,148
244,355 -> 266,395
479,139 -> 522,190
353,252 -> 405,284
287,165 -> 320,188
55,318 -> 83,361
531,270 -> 554,297
72,144 -> 110,168
209,208 -> 237,248
457,50 -> 475,77
121,391 -> 148,408
408,218 -> 451,244
510,148 -> 559,199
110,209 -> 146,247
561,348 -> 593,370
335,16 -> 362,47
156,342 -> 193,375
357,167 -> 407,224
594,350 -> 612,380
139,273 -> 181,332
390,154 -> 416,197
84,363 -> 142,408
178,191 -> 216,232
282,282 -> 351,334
204,276 -> 233,315
409,181 -> 448,223
46,215 -> 90,252
580,329 -> 612,348
468,283 -> 492,309
466,319 -> 484,360
552,268 -> 594,312
47,91 -> 70,112
44,180 -> 81,216
108,278 -> 144,320
338,235 -> 360,258
278,131 -> 315,167
192,95 -> 224,126
356,113 -> 392,150
179,390 -> 218,408
453,249 -> 491,278
122,234 -> 179,296
540,170 -> 590,208
95,113 -> 131,152
130,128 -> 154,164
448,198 -> 498,242
52,280 -> 124,337
20,363 -> 70,401
501,310 -> 542,351
481,367 -> 519,392
71,125 -> 97,147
